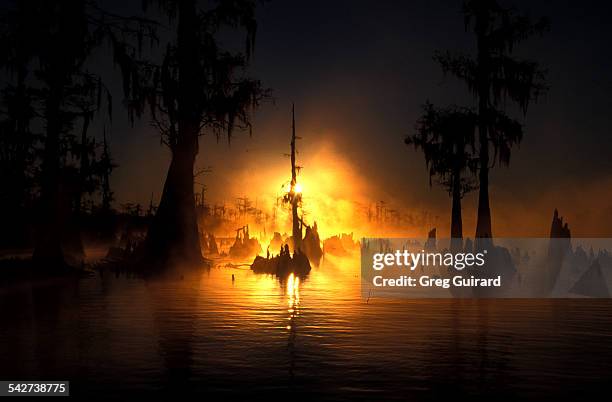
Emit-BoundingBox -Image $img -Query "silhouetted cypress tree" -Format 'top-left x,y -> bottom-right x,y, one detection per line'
122,0 -> 267,265
0,0 -> 39,247
407,103 -> 478,251
435,0 -> 548,240
1,0 -> 156,267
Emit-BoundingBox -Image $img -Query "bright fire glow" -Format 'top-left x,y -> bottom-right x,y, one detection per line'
223,142 -> 420,241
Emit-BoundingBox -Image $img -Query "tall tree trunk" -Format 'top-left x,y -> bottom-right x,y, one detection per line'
450,171 -> 463,252
101,129 -> 112,212
33,84 -> 65,267
475,131 -> 492,239
145,144 -> 201,264
474,10 -> 492,240
14,65 -> 29,209
63,113 -> 89,261
3,64 -> 30,247
290,105 -> 301,252
144,0 -> 202,265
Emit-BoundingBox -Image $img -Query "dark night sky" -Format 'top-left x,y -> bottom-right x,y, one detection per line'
92,0 -> 612,236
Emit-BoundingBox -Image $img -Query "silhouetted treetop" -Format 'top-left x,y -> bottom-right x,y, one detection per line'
436,0 -> 549,114
121,0 -> 268,147
407,102 -> 478,194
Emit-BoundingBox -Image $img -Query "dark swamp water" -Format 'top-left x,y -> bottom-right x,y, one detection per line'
1,254 -> 611,400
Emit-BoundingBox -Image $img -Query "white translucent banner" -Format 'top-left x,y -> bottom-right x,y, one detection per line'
361,238 -> 612,298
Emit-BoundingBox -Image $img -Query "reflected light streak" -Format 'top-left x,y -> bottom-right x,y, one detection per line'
286,273 -> 300,330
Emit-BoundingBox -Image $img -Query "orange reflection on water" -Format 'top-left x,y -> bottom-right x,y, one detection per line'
286,273 -> 300,305
191,254 -> 366,336
286,273 -> 300,330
